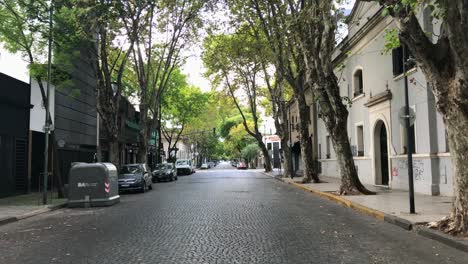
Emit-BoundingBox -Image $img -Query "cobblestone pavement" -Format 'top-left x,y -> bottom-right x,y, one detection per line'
0,164 -> 467,264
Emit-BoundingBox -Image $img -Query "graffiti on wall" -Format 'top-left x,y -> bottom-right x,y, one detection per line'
413,160 -> 424,180
392,159 -> 425,181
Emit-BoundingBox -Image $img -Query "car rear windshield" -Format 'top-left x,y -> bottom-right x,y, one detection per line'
120,165 -> 141,174
155,164 -> 168,170
176,160 -> 189,165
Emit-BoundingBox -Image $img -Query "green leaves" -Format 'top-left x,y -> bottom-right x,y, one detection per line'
0,0 -> 48,58
162,69 -> 211,130
383,28 -> 400,54
377,0 -> 446,19
241,143 -> 260,162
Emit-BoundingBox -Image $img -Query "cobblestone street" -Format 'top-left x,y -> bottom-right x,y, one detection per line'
0,164 -> 467,264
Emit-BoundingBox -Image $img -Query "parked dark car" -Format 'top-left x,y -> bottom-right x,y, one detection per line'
118,164 -> 152,193
152,163 -> 177,182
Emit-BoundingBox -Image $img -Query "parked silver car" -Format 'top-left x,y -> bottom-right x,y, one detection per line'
118,164 -> 153,193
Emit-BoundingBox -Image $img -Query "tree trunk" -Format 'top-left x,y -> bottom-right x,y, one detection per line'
259,140 -> 272,172
137,111 -> 148,164
109,140 -> 120,169
280,138 -> 292,178
316,76 -> 374,194
296,92 -> 319,183
137,131 -> 148,164
331,123 -> 374,195
275,99 -> 293,178
437,111 -> 468,234
156,114 -> 162,164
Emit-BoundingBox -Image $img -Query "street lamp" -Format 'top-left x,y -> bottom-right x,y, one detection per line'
288,102 -> 295,179
402,47 -> 416,214
42,1 -> 54,205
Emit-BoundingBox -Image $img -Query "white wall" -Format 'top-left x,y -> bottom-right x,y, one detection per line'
30,80 -> 55,133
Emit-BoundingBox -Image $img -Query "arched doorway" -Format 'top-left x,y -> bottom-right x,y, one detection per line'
374,120 -> 389,186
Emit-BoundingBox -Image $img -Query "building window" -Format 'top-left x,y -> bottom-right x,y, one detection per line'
357,125 -> 364,156
326,136 -> 331,159
392,45 -> 416,76
353,69 -> 363,97
267,142 -> 272,150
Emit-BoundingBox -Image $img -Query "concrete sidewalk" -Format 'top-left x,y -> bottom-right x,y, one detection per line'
283,175 -> 452,225
0,193 -> 66,226
266,168 -> 452,224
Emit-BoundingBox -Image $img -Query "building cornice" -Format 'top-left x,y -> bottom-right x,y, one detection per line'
364,90 -> 392,108
334,6 -> 386,67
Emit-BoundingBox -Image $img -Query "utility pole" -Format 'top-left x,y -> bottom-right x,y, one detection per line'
43,1 -> 54,205
288,102 -> 295,179
403,47 -> 416,214
157,94 -> 162,164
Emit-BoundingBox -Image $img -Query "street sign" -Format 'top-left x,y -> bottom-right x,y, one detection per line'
398,107 -> 416,126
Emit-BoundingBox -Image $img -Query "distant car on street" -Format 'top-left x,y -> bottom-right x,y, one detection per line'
207,161 -> 215,168
231,160 -> 238,167
237,161 -> 247,170
152,163 -> 177,182
118,164 -> 152,193
200,163 -> 209,169
175,159 -> 195,175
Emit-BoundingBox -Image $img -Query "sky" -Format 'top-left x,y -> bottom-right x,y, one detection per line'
0,1 -> 356,91
0,46 -> 30,83
181,1 -> 356,92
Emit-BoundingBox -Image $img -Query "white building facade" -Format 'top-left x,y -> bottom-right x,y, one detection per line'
316,1 -> 451,196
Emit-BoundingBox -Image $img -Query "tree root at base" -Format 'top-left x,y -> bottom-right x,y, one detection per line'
339,186 -> 376,196
430,215 -> 468,237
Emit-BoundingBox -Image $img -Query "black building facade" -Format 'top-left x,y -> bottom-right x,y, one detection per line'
0,73 -> 30,198
53,58 -> 98,185
29,57 -> 98,192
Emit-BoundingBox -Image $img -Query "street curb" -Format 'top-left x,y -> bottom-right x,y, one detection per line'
0,216 -> 17,226
384,214 -> 413,230
0,203 -> 67,227
262,172 -> 393,222
415,226 -> 468,253
288,180 -> 386,221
